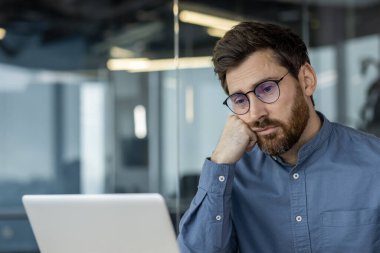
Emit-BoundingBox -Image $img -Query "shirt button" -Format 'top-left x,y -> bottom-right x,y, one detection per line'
216,215 -> 222,221
218,176 -> 225,182
293,173 -> 300,180
295,215 -> 303,222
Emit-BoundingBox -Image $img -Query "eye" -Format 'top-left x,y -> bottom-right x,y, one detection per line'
231,94 -> 248,105
234,98 -> 246,104
257,81 -> 276,95
263,85 -> 274,93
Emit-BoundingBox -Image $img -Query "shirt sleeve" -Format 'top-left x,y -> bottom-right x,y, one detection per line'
177,158 -> 238,253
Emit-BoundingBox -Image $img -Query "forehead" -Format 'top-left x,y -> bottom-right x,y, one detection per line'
226,49 -> 283,93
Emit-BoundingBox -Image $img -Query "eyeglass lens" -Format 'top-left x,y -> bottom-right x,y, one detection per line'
255,81 -> 279,102
226,80 -> 280,114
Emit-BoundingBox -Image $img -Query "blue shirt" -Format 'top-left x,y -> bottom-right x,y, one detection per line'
178,113 -> 380,253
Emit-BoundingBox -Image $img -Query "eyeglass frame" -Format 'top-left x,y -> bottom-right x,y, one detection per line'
222,72 -> 289,115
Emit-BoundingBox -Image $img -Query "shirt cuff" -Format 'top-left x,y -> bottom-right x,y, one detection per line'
198,158 -> 235,195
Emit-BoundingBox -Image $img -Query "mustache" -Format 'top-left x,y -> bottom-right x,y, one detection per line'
252,118 -> 282,128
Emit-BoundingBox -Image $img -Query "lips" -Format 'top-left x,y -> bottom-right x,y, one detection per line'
252,126 -> 278,136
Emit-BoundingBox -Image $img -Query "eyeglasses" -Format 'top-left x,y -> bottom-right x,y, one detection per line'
223,72 -> 289,115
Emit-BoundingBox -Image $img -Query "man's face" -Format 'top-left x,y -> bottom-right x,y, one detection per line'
225,49 -> 310,156
253,84 -> 309,155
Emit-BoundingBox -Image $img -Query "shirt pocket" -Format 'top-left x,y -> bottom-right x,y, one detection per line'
320,209 -> 380,253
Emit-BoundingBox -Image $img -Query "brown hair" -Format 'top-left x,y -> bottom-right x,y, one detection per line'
212,21 -> 310,95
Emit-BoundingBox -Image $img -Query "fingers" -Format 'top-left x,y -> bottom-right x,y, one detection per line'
211,115 -> 257,163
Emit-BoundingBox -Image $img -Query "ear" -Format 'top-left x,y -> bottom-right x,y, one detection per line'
298,63 -> 317,97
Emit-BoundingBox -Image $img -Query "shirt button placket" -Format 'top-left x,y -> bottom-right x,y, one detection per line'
289,169 -> 311,252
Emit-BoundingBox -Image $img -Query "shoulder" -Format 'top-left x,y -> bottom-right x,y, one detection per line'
329,122 -> 380,157
331,122 -> 380,144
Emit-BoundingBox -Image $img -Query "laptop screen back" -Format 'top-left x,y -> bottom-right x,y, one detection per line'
22,193 -> 179,253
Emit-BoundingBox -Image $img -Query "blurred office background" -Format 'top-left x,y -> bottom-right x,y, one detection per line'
1,0 -> 380,251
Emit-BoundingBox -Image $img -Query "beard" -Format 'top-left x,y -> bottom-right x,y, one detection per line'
254,85 -> 310,156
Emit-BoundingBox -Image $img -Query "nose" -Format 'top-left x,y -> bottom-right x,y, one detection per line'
244,93 -> 268,123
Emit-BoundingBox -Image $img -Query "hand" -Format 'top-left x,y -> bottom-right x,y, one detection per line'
211,115 -> 257,164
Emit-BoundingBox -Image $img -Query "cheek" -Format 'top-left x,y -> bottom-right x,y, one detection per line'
271,108 -> 291,125
265,100 -> 296,126
276,86 -> 300,115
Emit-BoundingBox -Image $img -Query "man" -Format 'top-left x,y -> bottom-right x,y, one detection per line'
177,21 -> 380,253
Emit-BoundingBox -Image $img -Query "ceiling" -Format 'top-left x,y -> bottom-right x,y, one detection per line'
0,0 -> 172,70
1,0 -> 380,70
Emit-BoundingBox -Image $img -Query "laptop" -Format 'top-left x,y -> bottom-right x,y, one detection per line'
22,193 -> 180,253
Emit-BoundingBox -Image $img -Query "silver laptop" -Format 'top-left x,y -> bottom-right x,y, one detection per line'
22,193 -> 179,253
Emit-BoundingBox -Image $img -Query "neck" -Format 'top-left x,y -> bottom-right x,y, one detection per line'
280,110 -> 321,166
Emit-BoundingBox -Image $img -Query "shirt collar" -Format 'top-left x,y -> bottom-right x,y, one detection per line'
297,111 -> 332,164
271,111 -> 333,166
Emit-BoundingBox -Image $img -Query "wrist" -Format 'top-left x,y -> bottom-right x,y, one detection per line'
211,151 -> 236,164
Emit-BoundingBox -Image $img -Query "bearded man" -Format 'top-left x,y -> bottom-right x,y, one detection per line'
177,21 -> 380,253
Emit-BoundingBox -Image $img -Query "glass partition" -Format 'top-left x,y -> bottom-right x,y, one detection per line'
0,1 -> 176,251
